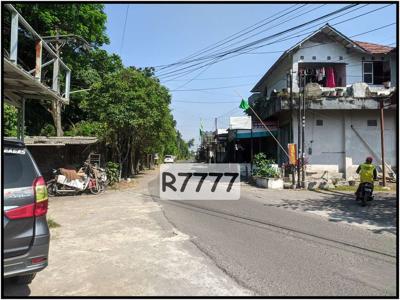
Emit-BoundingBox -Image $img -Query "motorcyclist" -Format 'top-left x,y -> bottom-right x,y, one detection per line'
355,156 -> 377,198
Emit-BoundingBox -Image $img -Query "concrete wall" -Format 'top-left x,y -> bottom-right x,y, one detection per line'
291,109 -> 396,178
262,55 -> 292,97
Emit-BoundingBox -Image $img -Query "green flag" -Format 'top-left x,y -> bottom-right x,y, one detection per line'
239,98 -> 250,111
199,119 -> 204,136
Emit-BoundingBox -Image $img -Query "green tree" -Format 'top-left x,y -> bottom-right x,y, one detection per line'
8,4 -> 114,135
4,103 -> 18,137
82,67 -> 175,177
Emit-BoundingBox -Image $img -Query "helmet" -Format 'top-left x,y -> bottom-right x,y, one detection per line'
366,156 -> 373,163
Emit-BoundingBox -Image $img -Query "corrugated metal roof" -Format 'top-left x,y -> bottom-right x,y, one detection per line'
24,136 -> 98,146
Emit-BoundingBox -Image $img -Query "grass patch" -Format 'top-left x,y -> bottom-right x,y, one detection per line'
47,218 -> 61,228
331,184 -> 395,192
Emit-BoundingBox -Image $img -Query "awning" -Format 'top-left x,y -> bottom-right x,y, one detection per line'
235,131 -> 276,139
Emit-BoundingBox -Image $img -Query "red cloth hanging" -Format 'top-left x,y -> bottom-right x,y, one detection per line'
326,67 -> 336,88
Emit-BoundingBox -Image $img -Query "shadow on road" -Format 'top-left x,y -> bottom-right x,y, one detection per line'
271,191 -> 397,235
3,278 -> 31,297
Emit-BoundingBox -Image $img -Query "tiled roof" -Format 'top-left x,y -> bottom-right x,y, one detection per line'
354,41 -> 394,54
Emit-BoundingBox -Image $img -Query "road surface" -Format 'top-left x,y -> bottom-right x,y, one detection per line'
147,171 -> 397,296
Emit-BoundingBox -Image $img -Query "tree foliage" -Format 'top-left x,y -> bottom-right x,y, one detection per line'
4,104 -> 18,137
3,4 -> 192,178
82,67 -> 190,177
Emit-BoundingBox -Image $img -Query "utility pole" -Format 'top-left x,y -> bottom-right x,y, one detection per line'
380,98 -> 386,186
52,30 -> 63,136
215,117 -> 218,163
43,31 -> 92,137
301,75 -> 306,188
250,119 -> 253,173
289,69 -> 295,189
297,73 -> 302,188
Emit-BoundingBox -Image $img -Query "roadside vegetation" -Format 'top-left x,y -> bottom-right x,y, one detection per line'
331,184 -> 396,192
47,218 -> 61,228
3,3 -> 193,179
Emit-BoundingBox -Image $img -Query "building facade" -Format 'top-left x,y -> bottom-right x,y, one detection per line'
250,24 -> 397,179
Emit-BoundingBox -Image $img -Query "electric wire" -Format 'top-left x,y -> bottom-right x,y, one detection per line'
119,4 -> 130,54
157,4 -> 391,80
156,4 -> 358,76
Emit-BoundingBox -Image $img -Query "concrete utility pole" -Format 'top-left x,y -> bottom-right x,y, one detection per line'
297,75 -> 302,188
43,31 -> 91,137
52,31 -> 63,136
301,75 -> 306,188
289,70 -> 295,189
379,98 -> 386,186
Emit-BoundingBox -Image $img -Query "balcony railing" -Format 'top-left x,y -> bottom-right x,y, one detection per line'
4,4 -> 71,103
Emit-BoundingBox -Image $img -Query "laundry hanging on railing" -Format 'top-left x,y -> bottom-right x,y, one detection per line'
325,67 -> 336,88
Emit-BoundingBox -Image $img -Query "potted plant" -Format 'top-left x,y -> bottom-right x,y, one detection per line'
252,153 -> 283,189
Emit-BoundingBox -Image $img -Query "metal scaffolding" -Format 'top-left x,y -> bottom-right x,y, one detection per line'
3,4 -> 71,140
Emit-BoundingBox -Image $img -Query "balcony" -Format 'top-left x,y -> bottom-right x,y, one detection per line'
258,84 -> 396,118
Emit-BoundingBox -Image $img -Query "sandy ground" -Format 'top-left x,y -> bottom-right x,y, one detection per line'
4,169 -> 252,296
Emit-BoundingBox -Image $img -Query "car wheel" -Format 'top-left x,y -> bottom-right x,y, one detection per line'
14,273 -> 36,285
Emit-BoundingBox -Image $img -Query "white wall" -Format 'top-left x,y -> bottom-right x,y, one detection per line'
262,55 -> 292,97
291,109 -> 396,178
345,109 -> 396,178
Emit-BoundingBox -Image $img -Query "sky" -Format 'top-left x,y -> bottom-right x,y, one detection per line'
102,3 -> 397,148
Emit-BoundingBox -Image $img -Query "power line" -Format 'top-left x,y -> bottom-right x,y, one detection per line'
160,3 -> 393,80
119,4 -> 130,54
171,41 -> 395,124
157,4 -> 393,81
164,5 -> 319,89
178,4 -> 327,69
156,4 -> 353,76
174,100 -> 238,103
162,74 -> 263,82
172,83 -> 251,92
156,4 -> 360,79
156,4 -> 323,74
154,4 -> 301,70
244,22 -> 395,55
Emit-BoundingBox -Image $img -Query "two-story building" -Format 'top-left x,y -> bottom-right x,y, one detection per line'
250,24 -> 397,179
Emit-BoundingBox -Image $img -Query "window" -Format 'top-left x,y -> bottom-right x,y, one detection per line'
300,55 -> 304,60
312,56 -> 316,60
4,152 -> 38,188
339,56 -> 343,60
327,56 -> 331,60
316,119 -> 323,126
367,120 -> 377,126
363,61 -> 391,85
363,62 -> 373,84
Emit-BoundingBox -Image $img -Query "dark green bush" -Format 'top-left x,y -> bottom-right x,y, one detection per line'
253,153 -> 280,178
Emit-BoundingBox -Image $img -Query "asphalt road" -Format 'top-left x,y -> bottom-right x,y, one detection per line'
146,173 -> 397,296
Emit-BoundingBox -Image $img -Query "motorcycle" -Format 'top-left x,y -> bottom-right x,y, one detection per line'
356,182 -> 374,206
47,162 -> 106,196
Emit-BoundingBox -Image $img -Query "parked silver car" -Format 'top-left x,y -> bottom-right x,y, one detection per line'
3,139 -> 50,284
